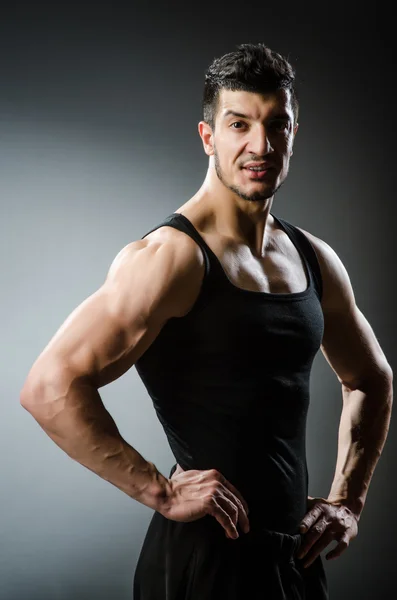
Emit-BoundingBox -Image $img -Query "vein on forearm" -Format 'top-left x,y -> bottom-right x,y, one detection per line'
24,378 -> 166,507
328,375 -> 393,517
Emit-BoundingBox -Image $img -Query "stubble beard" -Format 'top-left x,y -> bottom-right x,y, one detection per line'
213,147 -> 285,203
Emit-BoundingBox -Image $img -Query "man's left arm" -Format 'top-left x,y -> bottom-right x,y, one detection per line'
296,229 -> 393,568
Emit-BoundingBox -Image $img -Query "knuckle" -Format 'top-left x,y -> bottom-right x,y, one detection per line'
205,496 -> 216,510
210,483 -> 219,495
234,497 -> 243,510
320,519 -> 331,531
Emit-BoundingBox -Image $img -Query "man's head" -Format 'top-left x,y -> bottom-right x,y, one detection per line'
199,43 -> 299,204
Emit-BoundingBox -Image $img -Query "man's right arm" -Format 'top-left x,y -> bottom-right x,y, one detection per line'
19,227 -> 205,512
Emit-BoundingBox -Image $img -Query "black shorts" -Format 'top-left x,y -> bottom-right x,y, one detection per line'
133,467 -> 329,599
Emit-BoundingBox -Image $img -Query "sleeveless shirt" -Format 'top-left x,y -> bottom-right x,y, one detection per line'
134,212 -> 324,535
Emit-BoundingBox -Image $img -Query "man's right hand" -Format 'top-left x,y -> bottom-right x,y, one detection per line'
160,464 -> 250,539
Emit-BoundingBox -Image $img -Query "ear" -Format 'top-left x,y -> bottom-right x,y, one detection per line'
198,121 -> 215,156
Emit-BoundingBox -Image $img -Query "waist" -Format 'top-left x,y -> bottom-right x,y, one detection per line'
169,462 -> 308,535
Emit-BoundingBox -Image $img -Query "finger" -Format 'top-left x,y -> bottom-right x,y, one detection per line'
222,479 -> 250,516
300,504 -> 324,533
207,498 -> 239,539
209,469 -> 250,519
217,495 -> 239,530
298,518 -> 329,558
300,531 -> 334,568
207,470 -> 249,532
325,535 -> 349,561
219,492 -> 250,534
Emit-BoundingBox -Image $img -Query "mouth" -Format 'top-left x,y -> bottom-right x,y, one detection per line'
243,166 -> 274,179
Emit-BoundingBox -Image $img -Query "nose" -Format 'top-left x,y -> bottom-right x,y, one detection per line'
249,125 -> 274,156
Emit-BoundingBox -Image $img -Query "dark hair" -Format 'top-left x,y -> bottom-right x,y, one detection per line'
202,43 -> 299,130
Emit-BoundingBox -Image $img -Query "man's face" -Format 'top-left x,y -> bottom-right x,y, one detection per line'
209,88 -> 298,203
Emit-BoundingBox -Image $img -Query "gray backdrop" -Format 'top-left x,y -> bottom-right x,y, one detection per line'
1,3 -> 395,599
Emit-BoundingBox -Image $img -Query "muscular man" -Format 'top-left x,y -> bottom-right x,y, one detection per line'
20,43 -> 393,599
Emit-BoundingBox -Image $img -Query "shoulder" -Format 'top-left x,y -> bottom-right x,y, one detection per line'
109,224 -> 205,279
105,224 -> 206,319
294,224 -> 356,314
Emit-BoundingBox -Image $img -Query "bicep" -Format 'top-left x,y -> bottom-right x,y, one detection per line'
34,281 -> 161,390
297,226 -> 392,388
321,304 -> 391,389
22,234 -> 204,392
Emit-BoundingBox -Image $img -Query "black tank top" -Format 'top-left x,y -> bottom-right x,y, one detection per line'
135,212 -> 324,535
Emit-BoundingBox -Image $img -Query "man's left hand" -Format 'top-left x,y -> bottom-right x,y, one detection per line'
297,496 -> 359,568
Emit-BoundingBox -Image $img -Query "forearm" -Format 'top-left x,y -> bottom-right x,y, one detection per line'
327,374 -> 393,519
20,378 -> 171,511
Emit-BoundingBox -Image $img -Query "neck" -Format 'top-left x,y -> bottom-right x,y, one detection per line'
180,169 -> 277,257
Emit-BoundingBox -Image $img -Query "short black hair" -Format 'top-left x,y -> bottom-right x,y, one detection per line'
202,43 -> 299,130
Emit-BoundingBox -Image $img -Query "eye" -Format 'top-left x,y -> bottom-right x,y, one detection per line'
270,120 -> 289,132
230,121 -> 246,129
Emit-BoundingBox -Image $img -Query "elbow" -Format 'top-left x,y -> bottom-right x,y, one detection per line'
20,378 -> 67,431
20,359 -> 67,412
378,364 -> 393,392
372,363 -> 394,391
20,378 -> 46,413
342,364 -> 393,396
20,360 -> 47,409
367,366 -> 393,405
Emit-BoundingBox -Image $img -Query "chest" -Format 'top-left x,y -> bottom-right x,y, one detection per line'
203,232 -> 309,295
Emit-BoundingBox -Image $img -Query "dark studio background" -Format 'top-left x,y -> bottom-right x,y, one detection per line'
1,2 -> 396,599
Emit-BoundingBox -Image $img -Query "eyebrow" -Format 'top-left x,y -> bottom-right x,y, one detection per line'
223,109 -> 291,121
